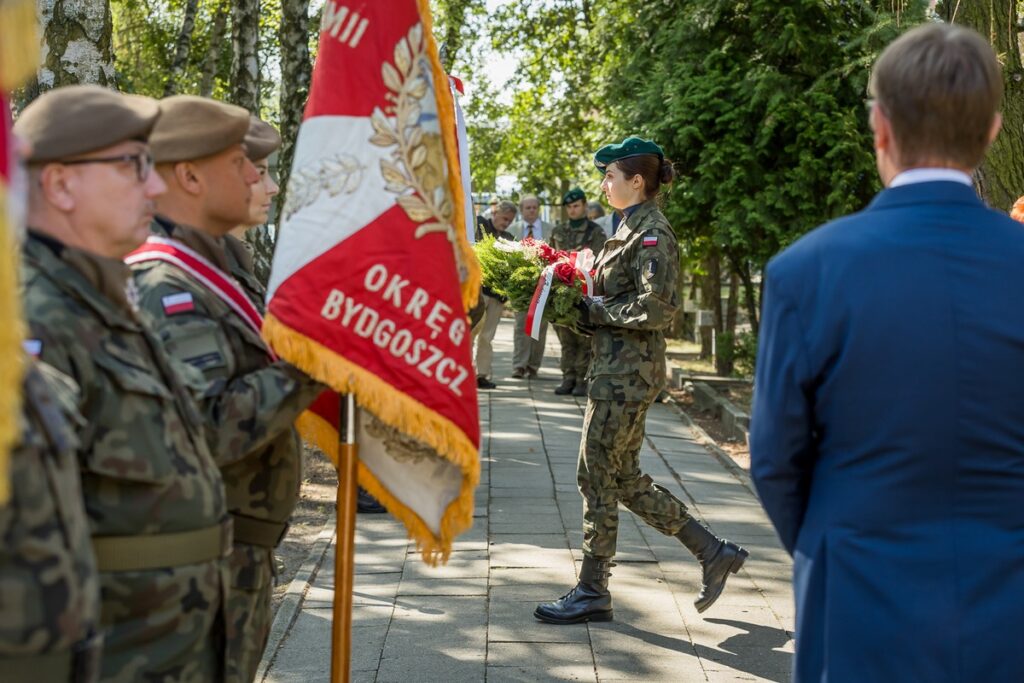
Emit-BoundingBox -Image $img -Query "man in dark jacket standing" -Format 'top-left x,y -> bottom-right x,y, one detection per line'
751,24 -> 1023,682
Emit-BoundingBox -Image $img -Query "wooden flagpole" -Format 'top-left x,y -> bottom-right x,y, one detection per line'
331,393 -> 358,683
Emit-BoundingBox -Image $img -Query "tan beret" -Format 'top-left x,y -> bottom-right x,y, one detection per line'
149,95 -> 251,163
13,85 -> 159,163
245,116 -> 282,161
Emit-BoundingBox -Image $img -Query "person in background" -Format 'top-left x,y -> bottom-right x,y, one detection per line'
509,194 -> 551,378
587,200 -> 613,234
550,187 -> 606,397
473,200 -> 517,389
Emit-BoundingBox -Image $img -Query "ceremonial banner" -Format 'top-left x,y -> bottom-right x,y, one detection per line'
264,0 -> 481,563
0,0 -> 40,503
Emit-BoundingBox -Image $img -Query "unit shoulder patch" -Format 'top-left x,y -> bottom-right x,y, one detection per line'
642,233 -> 659,247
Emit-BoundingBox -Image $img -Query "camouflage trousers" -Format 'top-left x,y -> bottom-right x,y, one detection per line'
225,543 -> 275,683
99,561 -> 226,682
555,325 -> 592,383
577,398 -> 692,558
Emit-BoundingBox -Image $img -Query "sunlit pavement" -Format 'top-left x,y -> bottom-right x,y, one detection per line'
261,319 -> 794,682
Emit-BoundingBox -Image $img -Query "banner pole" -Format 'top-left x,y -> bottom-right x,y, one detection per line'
331,392 -> 358,683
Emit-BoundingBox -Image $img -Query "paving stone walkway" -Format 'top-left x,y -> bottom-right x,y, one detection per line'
260,319 -> 794,682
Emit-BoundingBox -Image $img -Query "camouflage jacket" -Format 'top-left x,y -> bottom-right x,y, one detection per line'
21,232 -> 229,680
0,360 -> 98,658
550,218 -> 607,256
587,201 -> 679,402
131,220 -> 322,575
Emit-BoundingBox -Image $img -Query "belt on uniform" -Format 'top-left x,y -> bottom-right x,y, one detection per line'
2,651 -> 71,682
92,519 -> 232,572
2,631 -> 102,683
231,512 -> 289,548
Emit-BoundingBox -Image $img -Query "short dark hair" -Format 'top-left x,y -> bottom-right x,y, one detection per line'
870,23 -> 1001,169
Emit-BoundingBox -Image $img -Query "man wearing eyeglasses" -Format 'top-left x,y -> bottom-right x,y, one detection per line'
15,85 -> 231,681
128,96 -> 325,683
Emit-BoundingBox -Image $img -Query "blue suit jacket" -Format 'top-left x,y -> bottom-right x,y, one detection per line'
750,181 -> 1024,682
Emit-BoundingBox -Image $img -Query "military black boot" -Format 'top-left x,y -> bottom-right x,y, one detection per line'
554,378 -> 575,395
533,556 -> 614,624
676,518 -> 748,613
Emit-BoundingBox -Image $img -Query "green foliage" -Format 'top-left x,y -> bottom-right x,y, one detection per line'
113,0 -> 231,98
462,0 -> 618,199
605,0 -> 928,271
112,0 -> 285,120
731,330 -> 759,378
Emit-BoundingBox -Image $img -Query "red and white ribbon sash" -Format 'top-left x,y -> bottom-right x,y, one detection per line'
126,236 -> 277,359
524,266 -> 554,340
523,249 -> 595,340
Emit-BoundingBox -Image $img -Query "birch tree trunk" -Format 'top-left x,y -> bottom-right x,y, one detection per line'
942,0 -> 1024,210
22,0 -> 115,103
276,0 -> 312,217
163,0 -> 201,96
199,0 -> 229,97
230,0 -> 260,111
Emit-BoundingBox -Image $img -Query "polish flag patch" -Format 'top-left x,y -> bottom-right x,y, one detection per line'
162,292 -> 195,315
642,234 -> 659,247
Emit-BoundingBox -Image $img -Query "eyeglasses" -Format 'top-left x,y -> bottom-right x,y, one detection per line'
59,152 -> 154,182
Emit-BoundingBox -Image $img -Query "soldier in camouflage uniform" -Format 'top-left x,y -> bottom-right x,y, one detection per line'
535,138 -> 748,626
1,355 -> 100,682
130,100 -> 324,683
549,187 -> 607,397
16,85 -> 231,681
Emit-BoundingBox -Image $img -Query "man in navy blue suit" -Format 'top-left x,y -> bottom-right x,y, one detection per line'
750,24 -> 1024,682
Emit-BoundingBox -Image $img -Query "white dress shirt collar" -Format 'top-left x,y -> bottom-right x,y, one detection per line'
889,168 -> 973,188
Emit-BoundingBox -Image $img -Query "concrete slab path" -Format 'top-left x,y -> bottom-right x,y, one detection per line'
260,319 -> 794,682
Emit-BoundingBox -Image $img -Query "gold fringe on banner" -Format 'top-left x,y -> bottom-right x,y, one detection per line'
0,0 -> 41,92
417,0 -> 481,314
0,184 -> 25,505
269,314 -> 479,565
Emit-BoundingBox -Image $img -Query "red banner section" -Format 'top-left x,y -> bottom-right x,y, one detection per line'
270,205 -> 479,443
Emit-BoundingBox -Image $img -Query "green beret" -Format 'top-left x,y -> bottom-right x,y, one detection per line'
14,85 -> 160,163
593,136 -> 664,172
150,95 -> 251,163
562,187 -> 586,205
244,116 -> 282,161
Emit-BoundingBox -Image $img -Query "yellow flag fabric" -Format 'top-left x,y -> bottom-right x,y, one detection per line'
0,0 -> 40,503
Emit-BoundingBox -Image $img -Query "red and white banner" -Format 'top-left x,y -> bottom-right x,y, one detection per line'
263,0 -> 481,563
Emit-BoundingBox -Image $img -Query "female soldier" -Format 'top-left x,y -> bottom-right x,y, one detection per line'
535,137 -> 748,624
